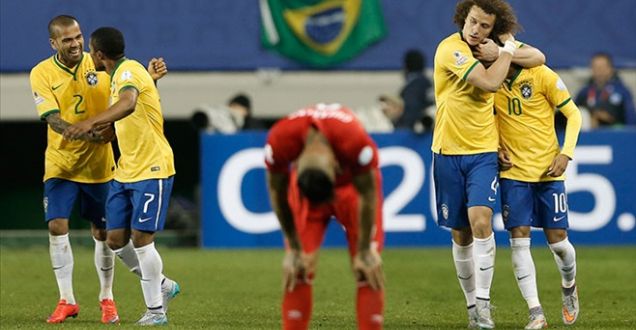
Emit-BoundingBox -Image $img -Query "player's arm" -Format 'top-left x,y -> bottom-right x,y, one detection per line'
62,87 -> 138,141
474,39 -> 545,68
267,171 -> 305,291
352,169 -> 384,290
548,100 -> 582,177
45,112 -> 112,143
465,34 -> 516,92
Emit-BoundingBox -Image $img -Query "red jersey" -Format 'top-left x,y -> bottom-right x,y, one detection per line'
265,103 -> 379,186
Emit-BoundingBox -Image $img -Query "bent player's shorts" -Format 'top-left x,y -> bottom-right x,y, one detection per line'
43,178 -> 109,228
433,152 -> 498,229
500,178 -> 569,230
106,176 -> 174,232
287,169 -> 384,256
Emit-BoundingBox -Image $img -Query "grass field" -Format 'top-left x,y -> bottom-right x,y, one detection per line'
1,246 -> 635,329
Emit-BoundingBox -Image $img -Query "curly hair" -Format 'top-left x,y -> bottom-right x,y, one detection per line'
454,0 -> 521,42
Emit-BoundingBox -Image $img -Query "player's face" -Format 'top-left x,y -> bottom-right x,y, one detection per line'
88,40 -> 106,71
462,5 -> 495,46
49,22 -> 84,67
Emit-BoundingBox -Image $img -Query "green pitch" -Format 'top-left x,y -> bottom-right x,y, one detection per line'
1,246 -> 635,329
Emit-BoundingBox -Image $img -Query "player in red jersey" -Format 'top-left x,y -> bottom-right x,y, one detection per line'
265,103 -> 385,330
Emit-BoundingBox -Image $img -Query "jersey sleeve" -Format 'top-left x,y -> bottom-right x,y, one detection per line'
114,62 -> 146,96
29,66 -> 60,120
341,127 -> 379,176
438,38 -> 480,81
542,66 -> 573,110
264,122 -> 292,173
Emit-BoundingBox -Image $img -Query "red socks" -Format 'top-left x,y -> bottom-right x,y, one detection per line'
282,281 -> 312,330
357,283 -> 385,330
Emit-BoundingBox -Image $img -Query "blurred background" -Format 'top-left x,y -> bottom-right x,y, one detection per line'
1,0 -> 635,247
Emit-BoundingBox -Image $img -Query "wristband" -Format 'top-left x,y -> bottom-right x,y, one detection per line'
501,40 -> 516,55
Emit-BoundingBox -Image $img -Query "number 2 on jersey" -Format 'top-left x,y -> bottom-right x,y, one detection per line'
72,94 -> 85,114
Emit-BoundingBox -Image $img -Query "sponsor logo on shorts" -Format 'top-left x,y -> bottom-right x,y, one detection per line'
502,204 -> 510,222
139,217 -> 153,223
43,197 -> 48,213
553,215 -> 566,222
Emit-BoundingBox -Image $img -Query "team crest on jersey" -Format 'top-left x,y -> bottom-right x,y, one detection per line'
441,204 -> 449,220
502,204 -> 510,222
520,83 -> 533,99
85,71 -> 98,86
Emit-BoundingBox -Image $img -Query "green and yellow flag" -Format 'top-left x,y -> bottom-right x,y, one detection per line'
260,0 -> 386,67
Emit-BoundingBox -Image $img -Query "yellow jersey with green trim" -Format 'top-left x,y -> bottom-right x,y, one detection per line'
110,59 -> 175,182
495,65 -> 579,182
432,32 -> 498,155
29,53 -> 115,183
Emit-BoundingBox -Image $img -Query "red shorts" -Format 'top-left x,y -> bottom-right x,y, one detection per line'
287,169 -> 384,256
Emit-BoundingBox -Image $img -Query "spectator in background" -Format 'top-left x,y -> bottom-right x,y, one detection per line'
378,94 -> 404,126
228,93 -> 265,130
399,49 -> 433,131
574,53 -> 636,128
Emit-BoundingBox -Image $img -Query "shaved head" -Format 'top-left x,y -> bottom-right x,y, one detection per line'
48,15 -> 78,38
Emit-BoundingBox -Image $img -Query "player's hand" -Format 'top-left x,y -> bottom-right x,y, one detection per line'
282,250 -> 307,292
63,120 -> 94,141
353,249 -> 384,290
474,38 -> 499,62
91,122 -> 115,143
547,154 -> 570,177
148,57 -> 168,81
498,148 -> 513,171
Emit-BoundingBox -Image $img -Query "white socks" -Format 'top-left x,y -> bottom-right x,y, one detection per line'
93,237 -> 115,301
473,234 -> 496,300
113,240 -> 142,277
135,242 -> 164,311
452,240 -> 476,307
510,238 -> 540,309
49,233 -> 76,305
549,237 -> 577,288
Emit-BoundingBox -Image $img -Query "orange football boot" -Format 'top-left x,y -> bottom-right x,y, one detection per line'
46,299 -> 79,323
100,299 -> 120,324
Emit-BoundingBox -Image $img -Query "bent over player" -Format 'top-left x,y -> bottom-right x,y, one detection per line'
265,103 -> 385,330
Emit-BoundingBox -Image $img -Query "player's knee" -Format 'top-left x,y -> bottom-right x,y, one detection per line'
510,226 -> 531,238
106,236 -> 126,250
546,229 -> 567,244
47,219 -> 69,236
91,226 -> 108,241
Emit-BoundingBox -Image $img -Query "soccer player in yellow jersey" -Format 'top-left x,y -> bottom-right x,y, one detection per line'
64,27 -> 178,326
29,15 -> 170,324
492,62 -> 581,329
432,1 -> 545,328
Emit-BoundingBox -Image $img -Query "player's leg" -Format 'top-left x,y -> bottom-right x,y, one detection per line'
465,152 -> 499,329
44,179 -> 80,323
501,179 -> 547,329
281,171 -> 329,330
538,181 -> 578,325
80,182 -> 119,324
105,180 -> 179,316
433,153 -> 477,327
335,173 -> 385,330
129,177 -> 175,325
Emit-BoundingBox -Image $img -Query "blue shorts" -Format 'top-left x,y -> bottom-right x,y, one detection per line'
500,179 -> 569,230
433,152 -> 498,229
106,177 -> 174,232
43,178 -> 109,228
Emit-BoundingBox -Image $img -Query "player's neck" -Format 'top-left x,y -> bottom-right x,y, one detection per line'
56,53 -> 80,69
106,57 -> 127,76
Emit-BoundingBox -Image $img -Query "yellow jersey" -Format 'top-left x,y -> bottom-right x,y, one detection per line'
30,53 -> 115,183
495,65 -> 581,182
432,32 -> 498,155
110,58 -> 175,182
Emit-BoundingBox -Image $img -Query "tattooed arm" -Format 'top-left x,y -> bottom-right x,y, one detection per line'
45,113 -> 113,143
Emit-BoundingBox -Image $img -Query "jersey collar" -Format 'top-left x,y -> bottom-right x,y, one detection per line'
505,66 -> 523,90
110,57 -> 128,79
52,53 -> 84,80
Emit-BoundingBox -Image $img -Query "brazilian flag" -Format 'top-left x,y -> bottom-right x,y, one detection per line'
260,0 -> 386,67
